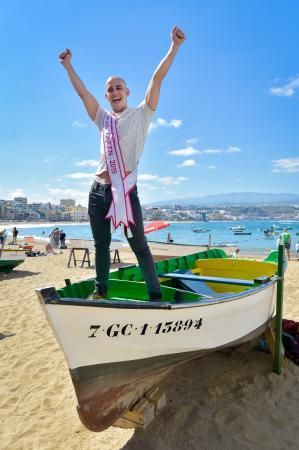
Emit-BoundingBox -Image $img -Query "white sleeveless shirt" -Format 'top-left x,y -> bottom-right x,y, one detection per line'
94,100 -> 154,175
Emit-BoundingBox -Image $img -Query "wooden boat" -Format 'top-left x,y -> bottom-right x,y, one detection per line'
36,248 -> 280,432
147,240 -> 237,259
0,248 -> 26,273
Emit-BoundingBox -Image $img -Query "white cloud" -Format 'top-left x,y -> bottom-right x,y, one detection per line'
138,174 -> 159,181
64,172 -> 95,179
270,76 -> 299,97
226,146 -> 242,153
198,147 -> 242,154
177,159 -> 198,168
168,146 -> 241,157
10,188 -> 25,198
47,188 -> 88,205
74,160 -> 99,167
138,183 -> 158,190
168,147 -> 200,156
207,165 -> 216,170
272,157 -> 299,173
199,149 -> 222,154
137,174 -> 187,187
72,121 -> 88,128
157,176 -> 187,186
48,188 -> 85,196
149,117 -> 182,132
186,138 -> 199,145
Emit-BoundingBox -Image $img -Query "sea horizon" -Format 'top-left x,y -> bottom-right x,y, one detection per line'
1,219 -> 298,254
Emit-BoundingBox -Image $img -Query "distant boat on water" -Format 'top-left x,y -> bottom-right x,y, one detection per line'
229,226 -> 245,231
192,228 -> 210,233
272,224 -> 292,231
147,240 -> 237,259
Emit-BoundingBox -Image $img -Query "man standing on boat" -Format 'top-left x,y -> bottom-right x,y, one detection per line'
59,26 -> 186,300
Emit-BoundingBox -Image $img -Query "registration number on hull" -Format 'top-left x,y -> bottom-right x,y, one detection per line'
88,319 -> 203,338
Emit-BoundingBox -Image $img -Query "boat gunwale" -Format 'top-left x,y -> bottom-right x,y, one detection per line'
40,277 -> 277,309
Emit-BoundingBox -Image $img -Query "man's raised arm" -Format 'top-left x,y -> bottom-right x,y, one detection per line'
59,49 -> 100,121
145,26 -> 186,111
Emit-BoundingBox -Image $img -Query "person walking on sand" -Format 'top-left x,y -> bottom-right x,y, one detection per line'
280,228 -> 292,261
59,26 -> 186,301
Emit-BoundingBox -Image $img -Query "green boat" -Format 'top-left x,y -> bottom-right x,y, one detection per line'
0,248 -> 26,273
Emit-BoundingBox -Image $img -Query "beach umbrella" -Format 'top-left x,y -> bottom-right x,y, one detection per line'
144,221 -> 170,234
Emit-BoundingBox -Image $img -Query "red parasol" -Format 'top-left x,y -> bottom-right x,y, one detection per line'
144,221 -> 170,234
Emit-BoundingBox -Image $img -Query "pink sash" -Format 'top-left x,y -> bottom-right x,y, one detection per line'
103,112 -> 137,237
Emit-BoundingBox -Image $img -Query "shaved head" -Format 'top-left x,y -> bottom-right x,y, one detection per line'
105,76 -> 130,113
105,76 -> 127,88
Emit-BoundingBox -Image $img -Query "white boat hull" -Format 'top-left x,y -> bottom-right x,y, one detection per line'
40,283 -> 276,370
148,241 -> 237,259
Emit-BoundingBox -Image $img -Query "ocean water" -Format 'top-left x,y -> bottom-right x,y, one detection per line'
3,220 -> 299,253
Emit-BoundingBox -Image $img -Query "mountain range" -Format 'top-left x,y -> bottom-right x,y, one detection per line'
149,192 -> 299,207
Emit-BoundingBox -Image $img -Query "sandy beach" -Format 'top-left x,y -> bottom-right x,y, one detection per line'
0,243 -> 299,450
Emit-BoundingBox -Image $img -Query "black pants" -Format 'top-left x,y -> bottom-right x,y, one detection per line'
88,181 -> 161,300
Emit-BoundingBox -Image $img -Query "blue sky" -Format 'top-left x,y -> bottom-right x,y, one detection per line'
1,0 -> 299,206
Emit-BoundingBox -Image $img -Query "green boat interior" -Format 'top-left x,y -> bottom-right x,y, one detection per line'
56,249 -> 279,304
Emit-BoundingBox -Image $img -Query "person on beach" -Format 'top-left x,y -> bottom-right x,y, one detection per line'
0,229 -> 6,246
12,227 -> 19,244
295,241 -> 299,261
167,232 -> 173,243
280,228 -> 291,261
49,228 -> 60,249
232,248 -> 240,259
59,230 -> 66,247
59,26 -> 186,300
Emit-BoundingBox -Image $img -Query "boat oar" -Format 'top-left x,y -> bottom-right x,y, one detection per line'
160,272 -> 255,287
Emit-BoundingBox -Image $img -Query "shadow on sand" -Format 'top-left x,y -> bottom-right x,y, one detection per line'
0,270 -> 40,279
0,332 -> 16,340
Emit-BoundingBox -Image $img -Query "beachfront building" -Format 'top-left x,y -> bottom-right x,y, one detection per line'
60,199 -> 76,208
14,197 -> 28,205
66,205 -> 88,222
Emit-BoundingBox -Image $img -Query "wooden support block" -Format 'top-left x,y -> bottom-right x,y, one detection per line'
144,386 -> 166,414
113,417 -> 136,429
124,396 -> 155,428
264,325 -> 287,369
264,326 -> 276,359
114,387 -> 167,430
230,338 -> 259,359
114,396 -> 155,429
